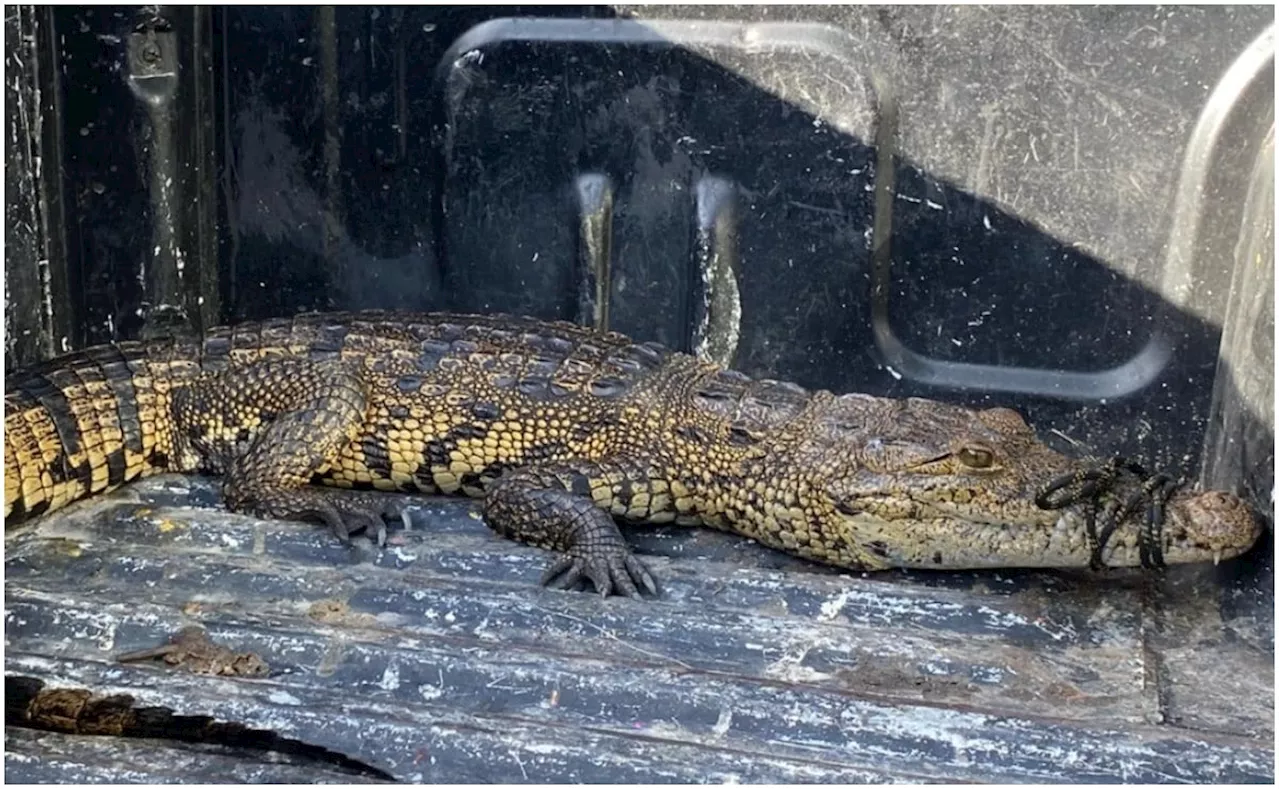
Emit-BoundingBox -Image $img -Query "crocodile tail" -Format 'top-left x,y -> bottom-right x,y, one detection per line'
5,342 -> 172,524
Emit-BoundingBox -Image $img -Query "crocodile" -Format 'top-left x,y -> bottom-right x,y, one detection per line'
4,311 -> 1261,596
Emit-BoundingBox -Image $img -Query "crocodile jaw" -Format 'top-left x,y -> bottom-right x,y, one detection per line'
1158,489 -> 1262,566
833,488 -> 1261,570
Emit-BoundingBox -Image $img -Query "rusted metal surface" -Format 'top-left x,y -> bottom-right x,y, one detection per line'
4,475 -> 1273,782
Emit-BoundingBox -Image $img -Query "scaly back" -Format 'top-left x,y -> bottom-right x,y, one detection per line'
4,311 -> 705,522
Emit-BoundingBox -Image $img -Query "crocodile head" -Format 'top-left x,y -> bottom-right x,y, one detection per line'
799,393 -> 1261,571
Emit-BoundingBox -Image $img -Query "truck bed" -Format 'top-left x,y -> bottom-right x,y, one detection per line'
5,475 -> 1271,782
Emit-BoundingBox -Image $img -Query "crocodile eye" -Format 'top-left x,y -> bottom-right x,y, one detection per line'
956,446 -> 995,469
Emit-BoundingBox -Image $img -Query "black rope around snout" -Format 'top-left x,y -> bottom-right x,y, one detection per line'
1034,457 -> 1181,571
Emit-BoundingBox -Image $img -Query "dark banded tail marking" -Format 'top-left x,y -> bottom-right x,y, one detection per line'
84,343 -> 147,457
14,370 -> 83,485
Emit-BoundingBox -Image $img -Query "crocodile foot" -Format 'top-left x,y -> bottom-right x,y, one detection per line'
234,488 -> 409,548
541,546 -> 659,599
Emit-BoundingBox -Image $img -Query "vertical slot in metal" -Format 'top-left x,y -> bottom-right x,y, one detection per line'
691,175 -> 741,367
574,173 -> 613,331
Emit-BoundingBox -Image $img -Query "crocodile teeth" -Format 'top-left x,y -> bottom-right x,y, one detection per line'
1213,550 -> 1222,566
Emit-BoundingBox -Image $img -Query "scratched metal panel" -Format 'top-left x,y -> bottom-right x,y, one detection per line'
4,477 -> 1272,783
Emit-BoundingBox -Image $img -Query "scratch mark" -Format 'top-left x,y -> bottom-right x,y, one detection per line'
974,108 -> 998,195
1049,428 -> 1085,449
788,200 -> 844,218
509,749 -> 528,780
978,9 -> 1181,117
528,604 -> 694,670
1127,173 -> 1147,198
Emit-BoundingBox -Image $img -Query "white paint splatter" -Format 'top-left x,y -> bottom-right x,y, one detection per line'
378,661 -> 401,690
418,683 -> 443,701
268,690 -> 302,705
818,590 -> 851,621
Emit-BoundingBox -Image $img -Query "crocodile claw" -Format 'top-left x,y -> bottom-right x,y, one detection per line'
327,497 -> 408,548
315,504 -> 386,547
540,551 -> 659,598
248,490 -> 408,548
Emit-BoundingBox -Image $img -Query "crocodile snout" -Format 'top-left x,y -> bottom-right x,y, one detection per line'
1169,489 -> 1262,563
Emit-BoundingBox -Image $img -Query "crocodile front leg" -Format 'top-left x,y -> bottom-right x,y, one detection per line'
484,461 -> 660,598
173,359 -> 404,545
